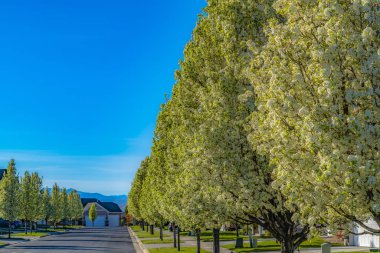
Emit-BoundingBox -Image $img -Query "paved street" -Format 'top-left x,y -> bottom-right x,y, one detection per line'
0,227 -> 137,253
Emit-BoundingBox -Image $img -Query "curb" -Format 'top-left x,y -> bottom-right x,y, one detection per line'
0,243 -> 10,248
0,239 -> 30,248
128,227 -> 149,253
0,231 -> 59,248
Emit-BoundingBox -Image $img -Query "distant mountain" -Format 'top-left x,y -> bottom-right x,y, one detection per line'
49,188 -> 127,211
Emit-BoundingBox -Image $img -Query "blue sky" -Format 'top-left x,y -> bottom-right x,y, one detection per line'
0,0 -> 206,195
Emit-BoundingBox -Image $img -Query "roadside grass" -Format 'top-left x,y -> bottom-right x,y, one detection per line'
141,238 -> 183,244
301,237 -> 343,248
64,225 -> 84,229
223,237 -> 344,252
148,247 -> 210,253
130,225 -> 144,232
43,228 -> 65,232
200,230 -> 250,242
130,226 -> 170,239
13,232 -> 48,237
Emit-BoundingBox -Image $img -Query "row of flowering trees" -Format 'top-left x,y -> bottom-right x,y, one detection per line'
0,159 -> 83,238
128,1 -> 380,253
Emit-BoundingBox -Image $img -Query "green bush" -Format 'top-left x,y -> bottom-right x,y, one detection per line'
263,230 -> 271,238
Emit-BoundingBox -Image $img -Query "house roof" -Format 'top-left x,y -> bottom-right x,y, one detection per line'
0,169 -> 6,181
81,198 -> 122,213
98,202 -> 122,213
81,198 -> 99,207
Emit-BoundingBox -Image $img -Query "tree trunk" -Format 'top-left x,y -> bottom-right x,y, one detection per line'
141,221 -> 144,231
252,209 -> 310,253
236,223 -> 239,238
281,239 -> 296,253
150,224 -> 154,235
249,225 -> 253,248
177,226 -> 181,251
160,223 -> 163,241
25,221 -> 28,234
213,228 -> 220,253
196,228 -> 201,253
8,222 -> 11,239
173,222 -> 177,248
30,221 -> 33,233
45,219 -> 48,232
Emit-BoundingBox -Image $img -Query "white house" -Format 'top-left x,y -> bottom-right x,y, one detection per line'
82,198 -> 123,227
349,219 -> 379,247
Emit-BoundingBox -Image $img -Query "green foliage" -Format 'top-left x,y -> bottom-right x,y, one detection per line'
127,158 -> 148,221
60,188 -> 69,222
248,0 -> 380,232
263,230 -> 271,238
40,187 -> 52,221
50,183 -> 62,225
30,172 -> 42,223
89,203 -> 97,226
128,1 -> 380,252
18,171 -> 32,223
0,159 -> 20,223
128,1 -> 310,252
68,190 -> 83,222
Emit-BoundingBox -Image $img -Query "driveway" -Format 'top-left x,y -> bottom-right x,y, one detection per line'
0,227 -> 136,253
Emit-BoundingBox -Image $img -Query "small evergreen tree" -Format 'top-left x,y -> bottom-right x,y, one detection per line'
18,171 -> 32,234
68,190 -> 83,225
50,183 -> 62,228
0,159 -> 20,238
40,187 -> 52,231
89,203 -> 97,227
68,191 -> 75,225
60,188 -> 69,228
73,191 -> 83,225
30,172 -> 42,232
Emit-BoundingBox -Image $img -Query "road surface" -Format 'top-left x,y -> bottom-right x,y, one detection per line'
0,227 -> 137,253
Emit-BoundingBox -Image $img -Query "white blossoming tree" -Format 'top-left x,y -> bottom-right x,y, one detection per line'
249,0 -> 380,233
130,1 -> 312,253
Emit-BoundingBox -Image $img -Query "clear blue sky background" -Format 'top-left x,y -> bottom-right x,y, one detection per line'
0,0 -> 206,195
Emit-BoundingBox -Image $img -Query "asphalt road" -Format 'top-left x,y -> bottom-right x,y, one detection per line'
0,227 -> 137,253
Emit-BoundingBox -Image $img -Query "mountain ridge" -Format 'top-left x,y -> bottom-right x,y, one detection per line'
49,188 -> 127,211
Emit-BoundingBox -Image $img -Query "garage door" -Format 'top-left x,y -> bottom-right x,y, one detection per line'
85,215 -> 106,227
108,215 -> 120,227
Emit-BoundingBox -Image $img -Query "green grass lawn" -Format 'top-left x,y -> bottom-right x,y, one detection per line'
43,228 -> 65,232
13,232 -> 48,237
64,225 -> 84,229
130,226 -> 170,239
300,237 -> 343,248
148,247 -> 210,253
141,238 -> 184,244
223,237 -> 344,252
200,230 -> 249,242
129,225 -> 141,231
